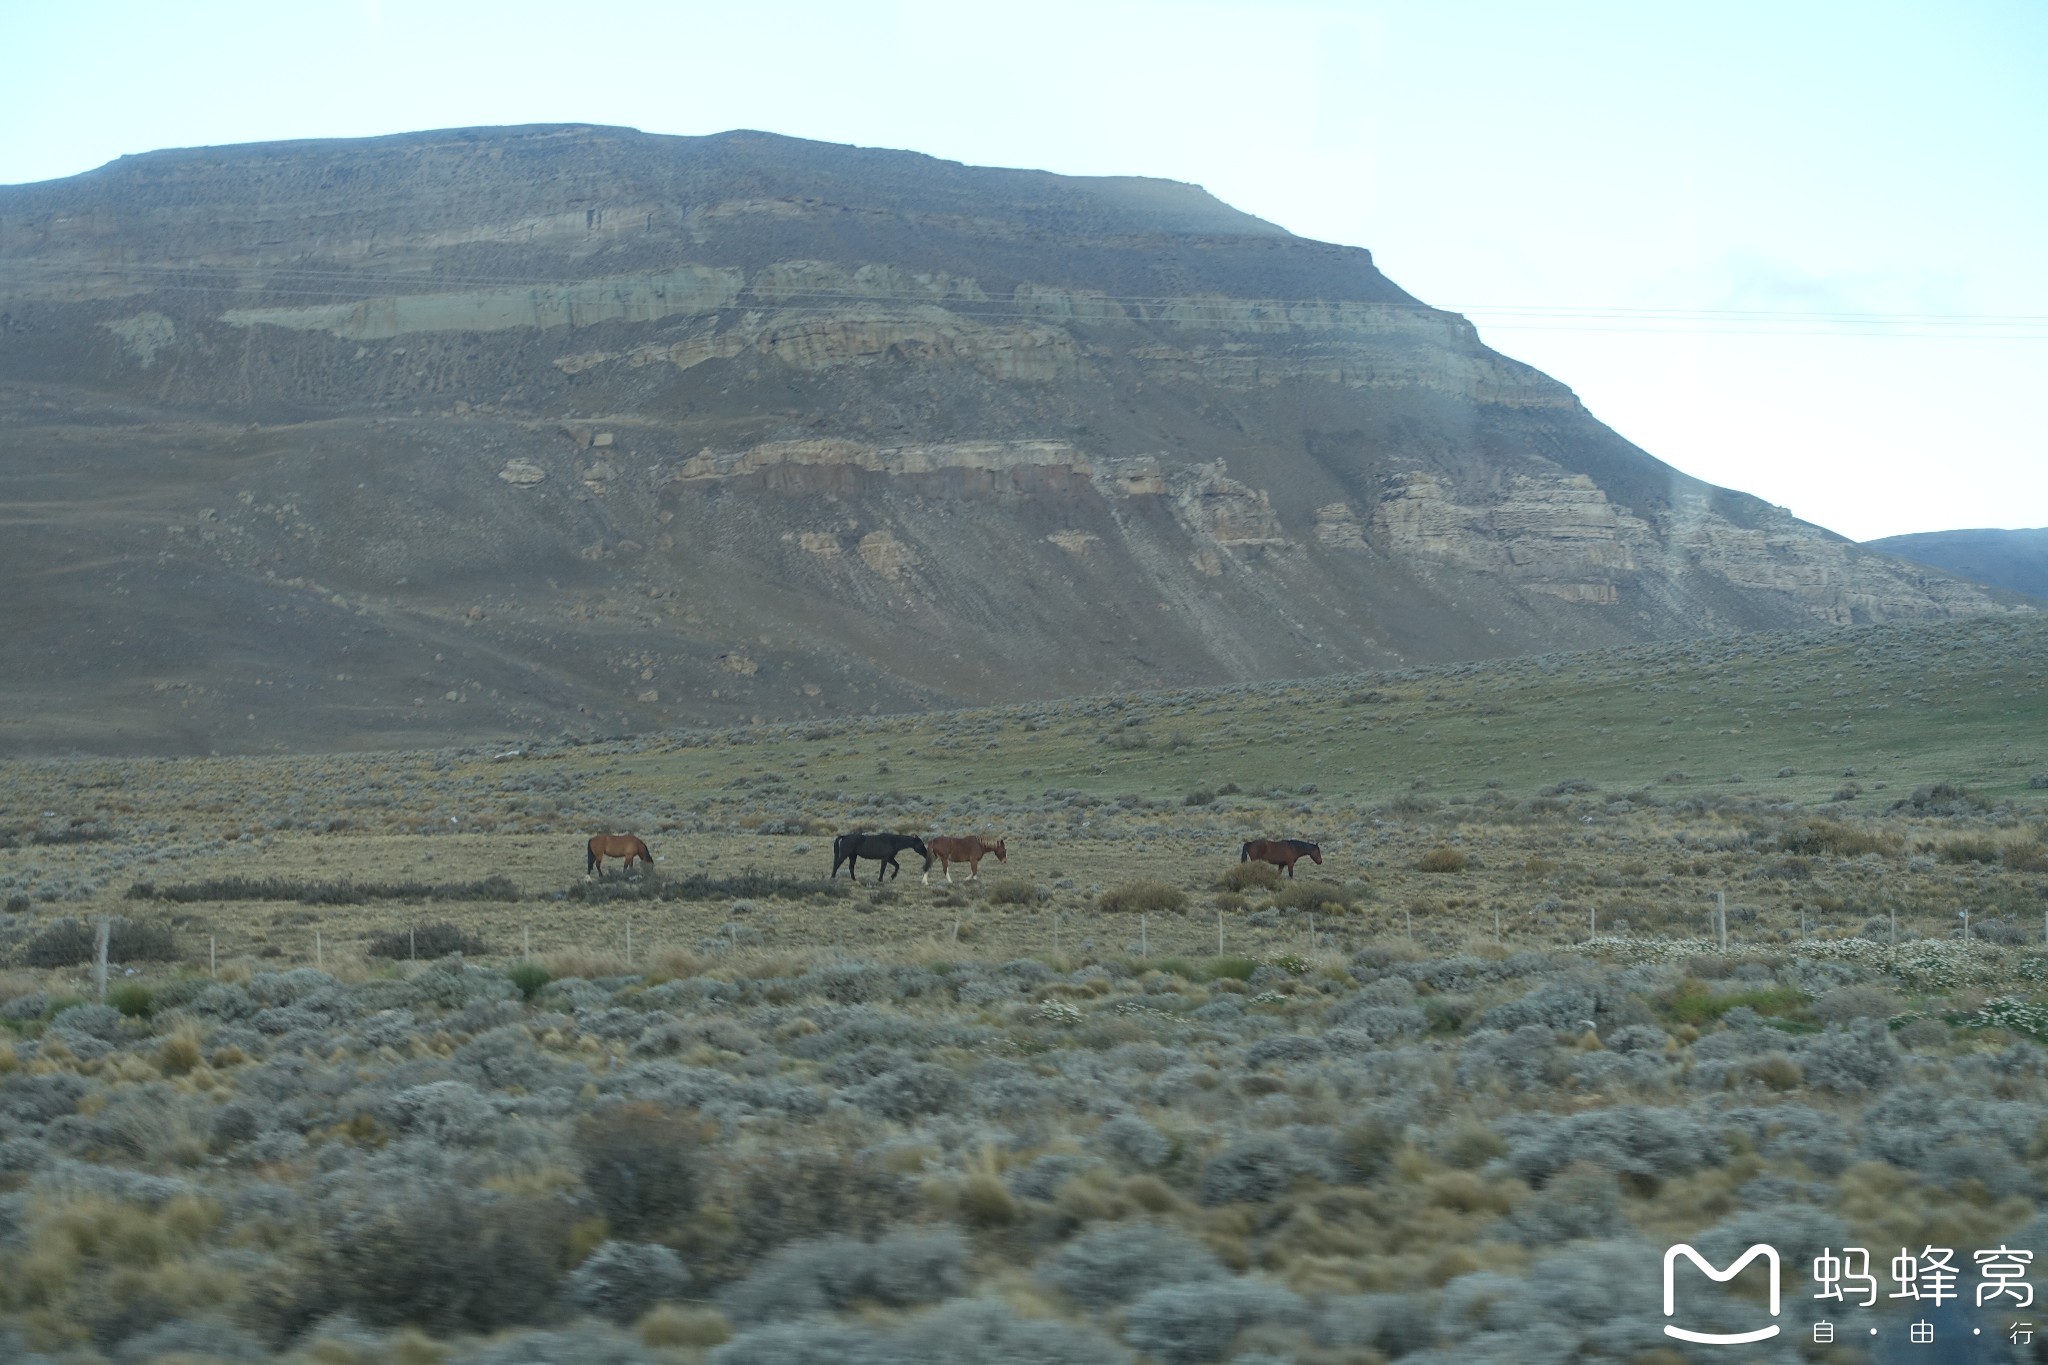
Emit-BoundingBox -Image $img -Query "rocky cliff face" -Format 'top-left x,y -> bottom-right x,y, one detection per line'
0,125 -> 2020,752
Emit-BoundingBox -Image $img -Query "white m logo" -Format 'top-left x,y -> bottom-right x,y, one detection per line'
1663,1243 -> 1781,1345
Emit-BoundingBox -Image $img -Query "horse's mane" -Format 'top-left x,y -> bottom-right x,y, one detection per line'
1283,838 -> 1320,852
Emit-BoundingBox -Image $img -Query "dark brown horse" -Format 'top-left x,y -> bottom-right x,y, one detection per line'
924,835 -> 1006,884
1241,838 -> 1323,878
587,833 -> 653,878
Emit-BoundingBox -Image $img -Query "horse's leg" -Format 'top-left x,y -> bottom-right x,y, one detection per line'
965,855 -> 978,881
945,857 -> 954,884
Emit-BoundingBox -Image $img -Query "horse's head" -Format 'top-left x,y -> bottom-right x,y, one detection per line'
910,835 -> 931,868
1308,844 -> 1324,864
992,838 -> 1007,863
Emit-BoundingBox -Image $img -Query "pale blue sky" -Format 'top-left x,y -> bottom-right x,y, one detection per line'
4,0 -> 2042,541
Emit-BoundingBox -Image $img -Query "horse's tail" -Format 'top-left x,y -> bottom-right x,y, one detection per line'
586,839 -> 597,873
1240,842 -> 1252,862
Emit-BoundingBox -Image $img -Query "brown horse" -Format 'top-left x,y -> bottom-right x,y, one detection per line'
587,833 -> 653,878
924,835 -> 1007,884
1241,838 -> 1322,879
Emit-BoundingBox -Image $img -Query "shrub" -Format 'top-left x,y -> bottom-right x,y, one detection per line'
453,1324 -> 669,1364
1337,1115 -> 1402,1182
1267,879 -> 1360,912
708,1299 -> 1130,1365
1219,862 -> 1281,892
1246,1033 -> 1325,1067
574,1103 -> 706,1240
1122,1278 -> 1306,1365
366,922 -> 490,959
1892,781 -> 1990,816
955,1172 -> 1018,1228
982,879 -> 1043,906
1660,979 -> 1807,1026
1097,881 -> 1187,914
569,869 -> 836,904
320,1186 -> 574,1335
1938,836 -> 2002,865
1779,819 -> 1895,857
847,1061 -> 961,1120
1456,1025 -> 1564,1093
1503,1104 -> 1727,1185
1093,1114 -> 1171,1169
1505,1162 -> 1625,1246
505,961 -> 550,1000
22,917 -> 180,967
713,1149 -> 913,1273
106,981 -> 155,1018
1794,1019 -> 1902,1094
1418,847 -> 1468,873
719,1229 -> 969,1324
135,875 -> 520,904
1325,1004 -> 1428,1046
567,1240 -> 690,1325
1199,1132 -> 1322,1205
889,1297 -> 1131,1365
2005,842 -> 2048,873
1039,1220 -> 1226,1309
1810,984 -> 1901,1025
1442,1119 -> 1508,1169
379,1080 -> 500,1147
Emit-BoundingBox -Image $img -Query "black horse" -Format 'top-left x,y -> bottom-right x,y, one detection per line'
831,831 -> 931,883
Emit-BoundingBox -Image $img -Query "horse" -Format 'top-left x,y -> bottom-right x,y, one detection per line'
924,835 -> 1006,884
831,831 -> 931,883
586,833 -> 653,878
1241,838 -> 1323,879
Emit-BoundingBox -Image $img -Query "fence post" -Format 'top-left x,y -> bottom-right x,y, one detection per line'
315,931 -> 322,970
1217,910 -> 1224,957
1140,913 -> 1148,957
1717,891 -> 1728,951
410,927 -> 416,963
93,918 -> 109,1002
210,935 -> 216,977
523,924 -> 530,958
626,919 -> 633,967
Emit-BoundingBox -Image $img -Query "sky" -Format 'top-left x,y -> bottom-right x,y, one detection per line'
3,0 -> 2042,542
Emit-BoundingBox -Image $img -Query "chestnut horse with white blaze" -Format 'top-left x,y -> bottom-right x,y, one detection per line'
587,833 -> 653,878
924,835 -> 1007,884
1241,838 -> 1322,879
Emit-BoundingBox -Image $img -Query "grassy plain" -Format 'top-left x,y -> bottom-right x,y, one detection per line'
4,613 -> 2043,972
0,613 -> 2045,1363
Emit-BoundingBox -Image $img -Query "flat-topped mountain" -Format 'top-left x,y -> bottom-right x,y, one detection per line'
1864,528 -> 2048,602
0,124 -> 2020,753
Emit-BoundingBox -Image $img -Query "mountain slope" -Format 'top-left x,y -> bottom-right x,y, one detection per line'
0,124 -> 2020,754
1864,528 -> 2048,601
